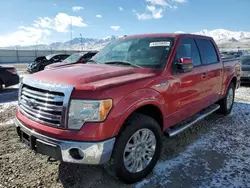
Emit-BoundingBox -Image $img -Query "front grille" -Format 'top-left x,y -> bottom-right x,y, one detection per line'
19,84 -> 65,127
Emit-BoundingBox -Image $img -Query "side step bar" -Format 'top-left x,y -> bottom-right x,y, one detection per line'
166,104 -> 220,137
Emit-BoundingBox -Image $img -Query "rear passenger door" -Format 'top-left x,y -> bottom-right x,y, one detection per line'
195,39 -> 223,105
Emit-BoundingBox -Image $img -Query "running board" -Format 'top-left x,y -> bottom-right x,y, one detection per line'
166,104 -> 220,137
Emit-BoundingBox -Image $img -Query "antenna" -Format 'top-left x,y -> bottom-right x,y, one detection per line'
70,17 -> 72,50
80,34 -> 83,51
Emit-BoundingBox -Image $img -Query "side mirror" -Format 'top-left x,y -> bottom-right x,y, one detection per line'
177,57 -> 193,73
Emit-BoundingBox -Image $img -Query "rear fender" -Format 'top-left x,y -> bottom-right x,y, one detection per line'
112,89 -> 166,136
222,65 -> 240,96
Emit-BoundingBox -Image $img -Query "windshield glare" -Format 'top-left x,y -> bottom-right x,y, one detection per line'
91,37 -> 174,68
63,53 -> 83,63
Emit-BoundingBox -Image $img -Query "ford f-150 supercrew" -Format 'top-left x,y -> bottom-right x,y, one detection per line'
15,33 -> 241,183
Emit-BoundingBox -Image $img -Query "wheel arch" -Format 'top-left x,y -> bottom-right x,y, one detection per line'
113,100 -> 165,137
223,76 -> 237,97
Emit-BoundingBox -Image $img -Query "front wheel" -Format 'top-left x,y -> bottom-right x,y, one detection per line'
39,65 -> 45,71
112,113 -> 162,183
218,82 -> 235,115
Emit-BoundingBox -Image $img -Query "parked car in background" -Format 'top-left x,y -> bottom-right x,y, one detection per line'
234,51 -> 244,58
240,55 -> 250,83
0,65 -> 19,90
45,51 -> 98,70
221,51 -> 244,59
16,33 -> 241,183
27,54 -> 70,73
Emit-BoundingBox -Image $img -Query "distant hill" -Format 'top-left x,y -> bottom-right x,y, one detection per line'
1,29 -> 250,51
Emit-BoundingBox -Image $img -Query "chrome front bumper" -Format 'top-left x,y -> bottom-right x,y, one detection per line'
15,117 -> 115,165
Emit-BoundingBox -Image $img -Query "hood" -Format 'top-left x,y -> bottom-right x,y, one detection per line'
0,65 -> 15,69
28,64 -> 156,91
45,61 -> 78,70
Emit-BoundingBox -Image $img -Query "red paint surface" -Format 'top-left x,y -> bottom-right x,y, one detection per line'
16,34 -> 241,141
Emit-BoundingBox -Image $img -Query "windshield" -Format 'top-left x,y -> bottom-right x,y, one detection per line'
62,53 -> 84,63
90,37 -> 174,68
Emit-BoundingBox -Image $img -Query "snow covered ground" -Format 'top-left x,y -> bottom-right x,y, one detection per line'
0,85 -> 249,187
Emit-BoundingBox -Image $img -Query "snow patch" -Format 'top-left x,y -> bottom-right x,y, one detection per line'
0,101 -> 18,113
0,119 -> 14,126
136,100 -> 250,187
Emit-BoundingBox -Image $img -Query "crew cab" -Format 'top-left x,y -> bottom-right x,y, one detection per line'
15,34 -> 241,183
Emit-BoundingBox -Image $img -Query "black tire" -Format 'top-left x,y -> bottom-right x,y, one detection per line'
39,65 -> 45,71
112,113 -> 162,184
218,82 -> 235,115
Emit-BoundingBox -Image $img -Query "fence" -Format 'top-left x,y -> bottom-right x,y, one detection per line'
0,49 -> 81,64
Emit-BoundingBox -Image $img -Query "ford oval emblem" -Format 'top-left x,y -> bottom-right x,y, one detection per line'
26,99 -> 38,108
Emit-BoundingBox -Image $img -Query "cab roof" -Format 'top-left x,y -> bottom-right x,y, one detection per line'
123,33 -> 213,40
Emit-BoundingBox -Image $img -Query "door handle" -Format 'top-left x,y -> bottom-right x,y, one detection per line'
201,72 -> 206,79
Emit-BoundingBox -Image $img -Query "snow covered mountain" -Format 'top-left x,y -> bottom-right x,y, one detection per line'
1,29 -> 249,51
194,29 -> 250,42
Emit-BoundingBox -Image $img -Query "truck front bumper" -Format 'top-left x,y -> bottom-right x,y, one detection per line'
15,117 -> 115,165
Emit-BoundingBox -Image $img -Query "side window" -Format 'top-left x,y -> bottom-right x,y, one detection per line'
52,55 -> 59,62
84,53 -> 94,60
61,55 -> 68,60
64,55 -> 69,59
176,38 -> 202,66
196,39 -> 218,64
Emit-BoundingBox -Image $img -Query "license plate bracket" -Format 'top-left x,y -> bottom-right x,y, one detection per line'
21,131 -> 36,150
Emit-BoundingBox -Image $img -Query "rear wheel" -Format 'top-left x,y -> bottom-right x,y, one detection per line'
218,82 -> 235,115
112,113 -> 162,183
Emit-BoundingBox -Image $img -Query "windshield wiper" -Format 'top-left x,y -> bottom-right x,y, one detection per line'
104,61 -> 142,68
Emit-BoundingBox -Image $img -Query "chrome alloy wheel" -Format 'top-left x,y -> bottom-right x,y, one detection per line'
227,88 -> 234,110
123,128 -> 156,173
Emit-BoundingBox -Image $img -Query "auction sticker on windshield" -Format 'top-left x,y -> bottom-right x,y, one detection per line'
149,41 -> 171,47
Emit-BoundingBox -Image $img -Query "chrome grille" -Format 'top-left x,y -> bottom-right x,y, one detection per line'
19,84 -> 65,127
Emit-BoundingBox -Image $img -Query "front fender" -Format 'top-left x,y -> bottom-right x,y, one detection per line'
111,88 -> 166,136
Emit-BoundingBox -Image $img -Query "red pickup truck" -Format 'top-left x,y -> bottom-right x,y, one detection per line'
15,34 -> 241,183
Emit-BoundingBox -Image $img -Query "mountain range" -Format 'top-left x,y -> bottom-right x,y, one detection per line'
1,29 -> 250,51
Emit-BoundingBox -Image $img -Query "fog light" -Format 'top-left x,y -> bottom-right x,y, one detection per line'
69,148 -> 84,160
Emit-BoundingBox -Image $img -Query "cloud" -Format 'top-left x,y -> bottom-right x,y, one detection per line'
96,14 -> 102,18
145,0 -> 170,7
135,0 -> 187,20
0,26 -> 51,47
172,0 -> 186,3
136,5 -> 163,20
147,5 -> 163,19
53,3 -> 57,7
110,26 -> 120,31
34,13 -> 87,32
118,7 -> 123,11
72,6 -> 84,12
0,12 -> 89,47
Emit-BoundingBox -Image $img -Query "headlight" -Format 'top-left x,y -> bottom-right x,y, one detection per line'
68,99 -> 112,130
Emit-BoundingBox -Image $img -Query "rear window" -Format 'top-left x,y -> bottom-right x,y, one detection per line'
196,39 -> 218,64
